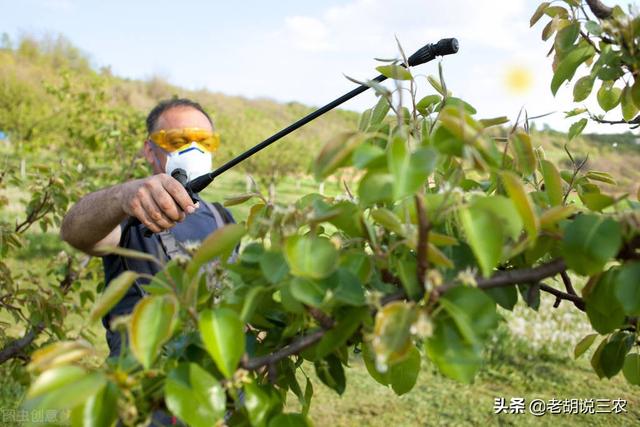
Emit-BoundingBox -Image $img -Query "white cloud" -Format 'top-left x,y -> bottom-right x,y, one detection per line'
284,16 -> 332,52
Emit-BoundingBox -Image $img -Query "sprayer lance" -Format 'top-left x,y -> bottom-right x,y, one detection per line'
187,37 -> 459,194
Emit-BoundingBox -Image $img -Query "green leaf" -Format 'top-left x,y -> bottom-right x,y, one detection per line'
530,2 -> 550,26
370,96 -> 391,126
568,118 -> 587,140
388,137 -> 438,200
358,172 -> 394,206
479,116 -> 509,128
444,97 -> 477,115
510,131 -> 536,175
95,245 -> 160,264
579,192 -> 616,211
362,341 -> 390,385
622,354 -> 640,385
331,269 -> 366,306
314,354 -> 346,395
25,366 -> 106,412
554,22 -> 579,51
631,77 -> 640,110
613,262 -> 640,316
471,196 -> 523,241
573,76 -> 594,101
82,381 -> 118,427
313,131 -> 362,180
199,308 -> 245,378
600,332 -> 634,378
540,205 -> 577,229
562,215 -> 622,276
585,171 -> 617,185
268,413 -> 313,427
289,277 -> 327,307
425,315 -> 481,384
459,204 -> 503,277
586,269 -> 626,334
427,75 -> 445,95
260,250 -> 290,285
352,143 -> 385,169
621,84 -> 639,122
224,193 -> 259,207
89,271 -> 138,323
540,160 -> 563,206
484,286 -> 518,310
376,64 -> 412,81
389,344 -> 421,395
590,337 -> 607,378
394,253 -> 421,300
585,20 -> 602,35
432,125 -> 463,156
574,333 -> 598,359
416,94 -> 441,115
551,45 -> 595,95
597,82 -> 622,112
187,224 -> 245,278
165,363 -> 226,427
129,295 -> 177,369
315,306 -> 367,359
371,208 -> 405,235
372,301 -> 416,368
501,171 -> 540,242
439,286 -> 500,345
244,381 -> 280,427
284,235 -> 338,280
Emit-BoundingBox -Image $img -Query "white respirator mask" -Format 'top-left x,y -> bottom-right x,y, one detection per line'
152,142 -> 212,182
165,143 -> 212,181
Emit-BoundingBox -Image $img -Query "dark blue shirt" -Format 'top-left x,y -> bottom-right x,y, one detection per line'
101,196 -> 234,356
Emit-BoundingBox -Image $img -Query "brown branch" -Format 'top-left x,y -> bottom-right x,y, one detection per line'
15,190 -> 51,234
585,0 -> 613,20
560,271 -> 577,296
243,259 -> 575,371
442,259 -> 567,293
580,30 -> 601,53
241,329 -> 326,370
539,283 -> 586,310
414,194 -> 430,290
307,307 -> 335,329
0,255 -> 90,365
0,323 -> 44,364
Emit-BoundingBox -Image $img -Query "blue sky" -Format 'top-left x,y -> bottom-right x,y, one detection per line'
0,0 -> 635,133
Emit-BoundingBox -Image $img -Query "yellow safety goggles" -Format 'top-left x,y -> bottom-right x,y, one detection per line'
148,128 -> 220,153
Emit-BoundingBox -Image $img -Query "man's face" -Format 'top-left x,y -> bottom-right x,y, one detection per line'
144,106 -> 213,174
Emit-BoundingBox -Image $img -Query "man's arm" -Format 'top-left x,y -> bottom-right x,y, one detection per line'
60,174 -> 198,256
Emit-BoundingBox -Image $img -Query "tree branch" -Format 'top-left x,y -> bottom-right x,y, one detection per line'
539,283 -> 586,310
0,256 -> 90,365
585,0 -> 613,20
0,323 -> 44,364
241,329 -> 326,371
414,194 -> 430,289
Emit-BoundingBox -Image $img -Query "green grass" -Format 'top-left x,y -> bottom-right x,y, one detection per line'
287,325 -> 640,426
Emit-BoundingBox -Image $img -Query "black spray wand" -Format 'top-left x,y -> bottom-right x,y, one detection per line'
139,38 -> 459,236
188,38 -> 459,194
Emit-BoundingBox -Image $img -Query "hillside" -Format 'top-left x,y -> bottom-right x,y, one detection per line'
1,34 -> 639,196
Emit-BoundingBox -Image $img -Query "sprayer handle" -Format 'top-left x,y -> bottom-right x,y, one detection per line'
407,38 -> 459,67
137,169 -> 197,237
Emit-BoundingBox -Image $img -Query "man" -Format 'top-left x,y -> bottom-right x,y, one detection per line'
61,98 -> 235,358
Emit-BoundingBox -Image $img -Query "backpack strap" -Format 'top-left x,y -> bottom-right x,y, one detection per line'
156,200 -> 237,263
157,229 -> 183,262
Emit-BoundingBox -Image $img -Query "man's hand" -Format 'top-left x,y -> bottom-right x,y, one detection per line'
122,174 -> 198,233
